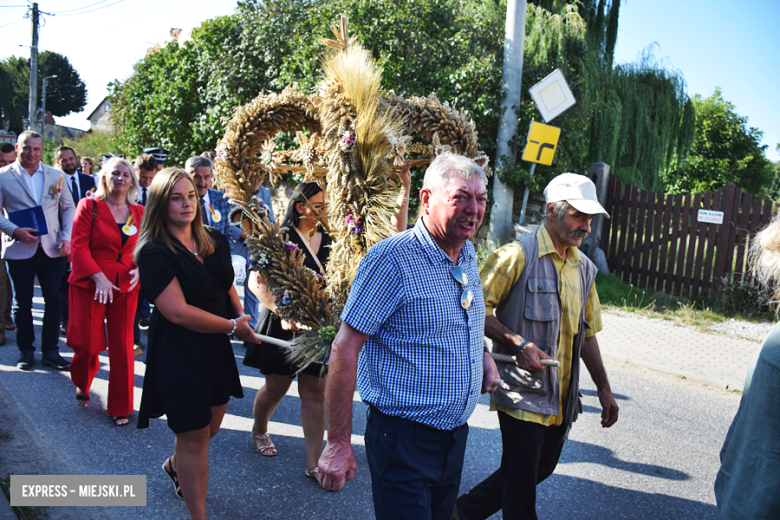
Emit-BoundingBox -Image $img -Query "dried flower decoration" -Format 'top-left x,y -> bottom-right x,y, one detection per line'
345,214 -> 363,234
340,131 -> 356,153
212,14 -> 491,373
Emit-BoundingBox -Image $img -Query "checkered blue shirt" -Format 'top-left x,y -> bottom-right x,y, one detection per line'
341,220 -> 485,430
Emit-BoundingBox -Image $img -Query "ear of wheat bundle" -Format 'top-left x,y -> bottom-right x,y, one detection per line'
214,15 -> 490,374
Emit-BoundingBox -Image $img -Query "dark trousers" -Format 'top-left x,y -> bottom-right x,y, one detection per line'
456,411 -> 567,520
7,248 -> 66,355
365,406 -> 469,520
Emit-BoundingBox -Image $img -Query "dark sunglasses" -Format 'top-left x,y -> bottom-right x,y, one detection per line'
450,266 -> 474,310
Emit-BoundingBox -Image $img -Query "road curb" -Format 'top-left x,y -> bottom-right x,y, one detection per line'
602,353 -> 745,393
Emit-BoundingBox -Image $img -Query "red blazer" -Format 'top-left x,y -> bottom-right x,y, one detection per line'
69,197 -> 144,293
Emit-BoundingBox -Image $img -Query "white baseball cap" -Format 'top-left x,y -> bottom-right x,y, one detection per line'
544,173 -> 609,217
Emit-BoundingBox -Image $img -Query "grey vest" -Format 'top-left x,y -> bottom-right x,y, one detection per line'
491,230 -> 597,429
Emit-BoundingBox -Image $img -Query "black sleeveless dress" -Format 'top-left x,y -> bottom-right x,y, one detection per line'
137,229 -> 243,433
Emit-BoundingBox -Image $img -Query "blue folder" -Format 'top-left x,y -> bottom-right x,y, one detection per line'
8,205 -> 49,236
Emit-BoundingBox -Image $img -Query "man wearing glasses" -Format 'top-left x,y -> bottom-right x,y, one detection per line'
456,173 -> 619,520
318,153 -> 499,519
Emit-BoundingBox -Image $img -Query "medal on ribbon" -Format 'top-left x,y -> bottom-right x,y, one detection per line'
122,214 -> 137,236
208,203 -> 221,223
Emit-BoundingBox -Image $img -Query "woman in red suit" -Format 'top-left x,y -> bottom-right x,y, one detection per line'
68,157 -> 144,426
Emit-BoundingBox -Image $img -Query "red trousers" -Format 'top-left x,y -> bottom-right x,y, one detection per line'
68,284 -> 139,417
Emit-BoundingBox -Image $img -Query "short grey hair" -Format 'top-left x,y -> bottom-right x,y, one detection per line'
184,155 -> 213,173
547,200 -> 572,220
422,152 -> 487,194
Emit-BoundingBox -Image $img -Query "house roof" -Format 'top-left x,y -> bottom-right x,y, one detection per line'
86,96 -> 110,122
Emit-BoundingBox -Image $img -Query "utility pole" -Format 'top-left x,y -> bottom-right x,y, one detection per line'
27,2 -> 39,131
40,75 -> 57,136
488,0 -> 527,248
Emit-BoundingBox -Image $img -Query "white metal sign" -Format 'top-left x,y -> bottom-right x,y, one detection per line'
697,209 -> 724,224
528,69 -> 576,123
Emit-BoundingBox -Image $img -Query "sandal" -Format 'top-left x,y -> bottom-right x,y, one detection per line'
305,467 -> 327,489
162,457 -> 184,499
252,432 -> 278,456
76,393 -> 89,407
112,416 -> 129,426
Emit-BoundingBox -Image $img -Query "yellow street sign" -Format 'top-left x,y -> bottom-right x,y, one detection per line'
521,122 -> 561,166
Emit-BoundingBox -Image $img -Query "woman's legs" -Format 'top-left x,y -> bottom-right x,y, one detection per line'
69,285 -> 107,400
172,404 -> 228,520
104,291 -> 138,418
251,373 -> 293,437
297,373 -> 327,471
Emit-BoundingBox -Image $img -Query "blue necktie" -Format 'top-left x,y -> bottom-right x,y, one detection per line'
71,176 -> 80,203
142,188 -> 147,206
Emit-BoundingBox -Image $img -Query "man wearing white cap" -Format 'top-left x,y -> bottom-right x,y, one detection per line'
456,173 -> 619,520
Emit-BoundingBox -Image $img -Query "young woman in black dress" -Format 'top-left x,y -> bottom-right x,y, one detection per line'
243,182 -> 331,487
134,168 -> 257,520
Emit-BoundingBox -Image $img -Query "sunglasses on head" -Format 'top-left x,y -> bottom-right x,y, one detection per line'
450,265 -> 474,310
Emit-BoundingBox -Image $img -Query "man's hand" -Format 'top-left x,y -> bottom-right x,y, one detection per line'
58,240 -> 71,257
515,341 -> 552,372
318,440 -> 357,492
597,388 -> 619,428
482,351 -> 500,393
12,227 -> 38,242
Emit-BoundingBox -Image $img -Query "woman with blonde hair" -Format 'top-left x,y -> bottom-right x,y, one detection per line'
80,156 -> 96,178
68,157 -> 143,426
715,215 -> 780,519
134,168 -> 256,520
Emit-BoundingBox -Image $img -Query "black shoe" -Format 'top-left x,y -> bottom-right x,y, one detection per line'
139,316 -> 150,329
41,353 -> 70,371
60,319 -> 68,335
16,350 -> 34,370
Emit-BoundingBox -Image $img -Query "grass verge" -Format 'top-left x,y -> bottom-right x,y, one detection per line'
596,273 -> 773,331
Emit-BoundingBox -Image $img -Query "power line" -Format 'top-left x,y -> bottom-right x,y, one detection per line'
50,0 -> 109,14
111,0 -> 176,29
51,0 -> 124,17
0,16 -> 24,28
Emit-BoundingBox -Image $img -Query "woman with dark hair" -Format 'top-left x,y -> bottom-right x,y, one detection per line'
134,168 -> 256,520
244,182 -> 331,487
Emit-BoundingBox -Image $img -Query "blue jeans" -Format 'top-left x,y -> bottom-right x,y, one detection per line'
7,247 -> 66,355
365,406 -> 469,520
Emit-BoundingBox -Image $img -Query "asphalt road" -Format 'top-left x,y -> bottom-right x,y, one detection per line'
0,294 -> 741,519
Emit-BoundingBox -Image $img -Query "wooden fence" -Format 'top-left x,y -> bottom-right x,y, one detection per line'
600,177 -> 776,299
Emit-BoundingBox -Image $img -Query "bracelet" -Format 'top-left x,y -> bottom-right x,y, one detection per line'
512,339 -> 529,356
226,318 -> 237,336
483,345 -> 490,354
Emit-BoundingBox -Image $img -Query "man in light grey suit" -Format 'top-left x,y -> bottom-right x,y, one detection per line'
0,131 -> 75,370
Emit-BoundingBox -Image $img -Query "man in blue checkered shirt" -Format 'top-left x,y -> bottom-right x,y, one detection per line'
318,153 -> 500,520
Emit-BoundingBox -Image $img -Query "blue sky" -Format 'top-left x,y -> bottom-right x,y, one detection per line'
1,0 -> 777,162
613,0 -> 780,162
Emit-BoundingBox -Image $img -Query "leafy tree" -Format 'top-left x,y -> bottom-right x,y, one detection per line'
662,88 -> 773,196
0,51 -> 87,132
766,145 -> 780,200
109,0 -> 696,194
37,51 -> 88,117
0,57 -> 30,133
62,130 -> 124,163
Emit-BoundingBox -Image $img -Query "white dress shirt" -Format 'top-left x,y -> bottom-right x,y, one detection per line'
22,162 -> 45,204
